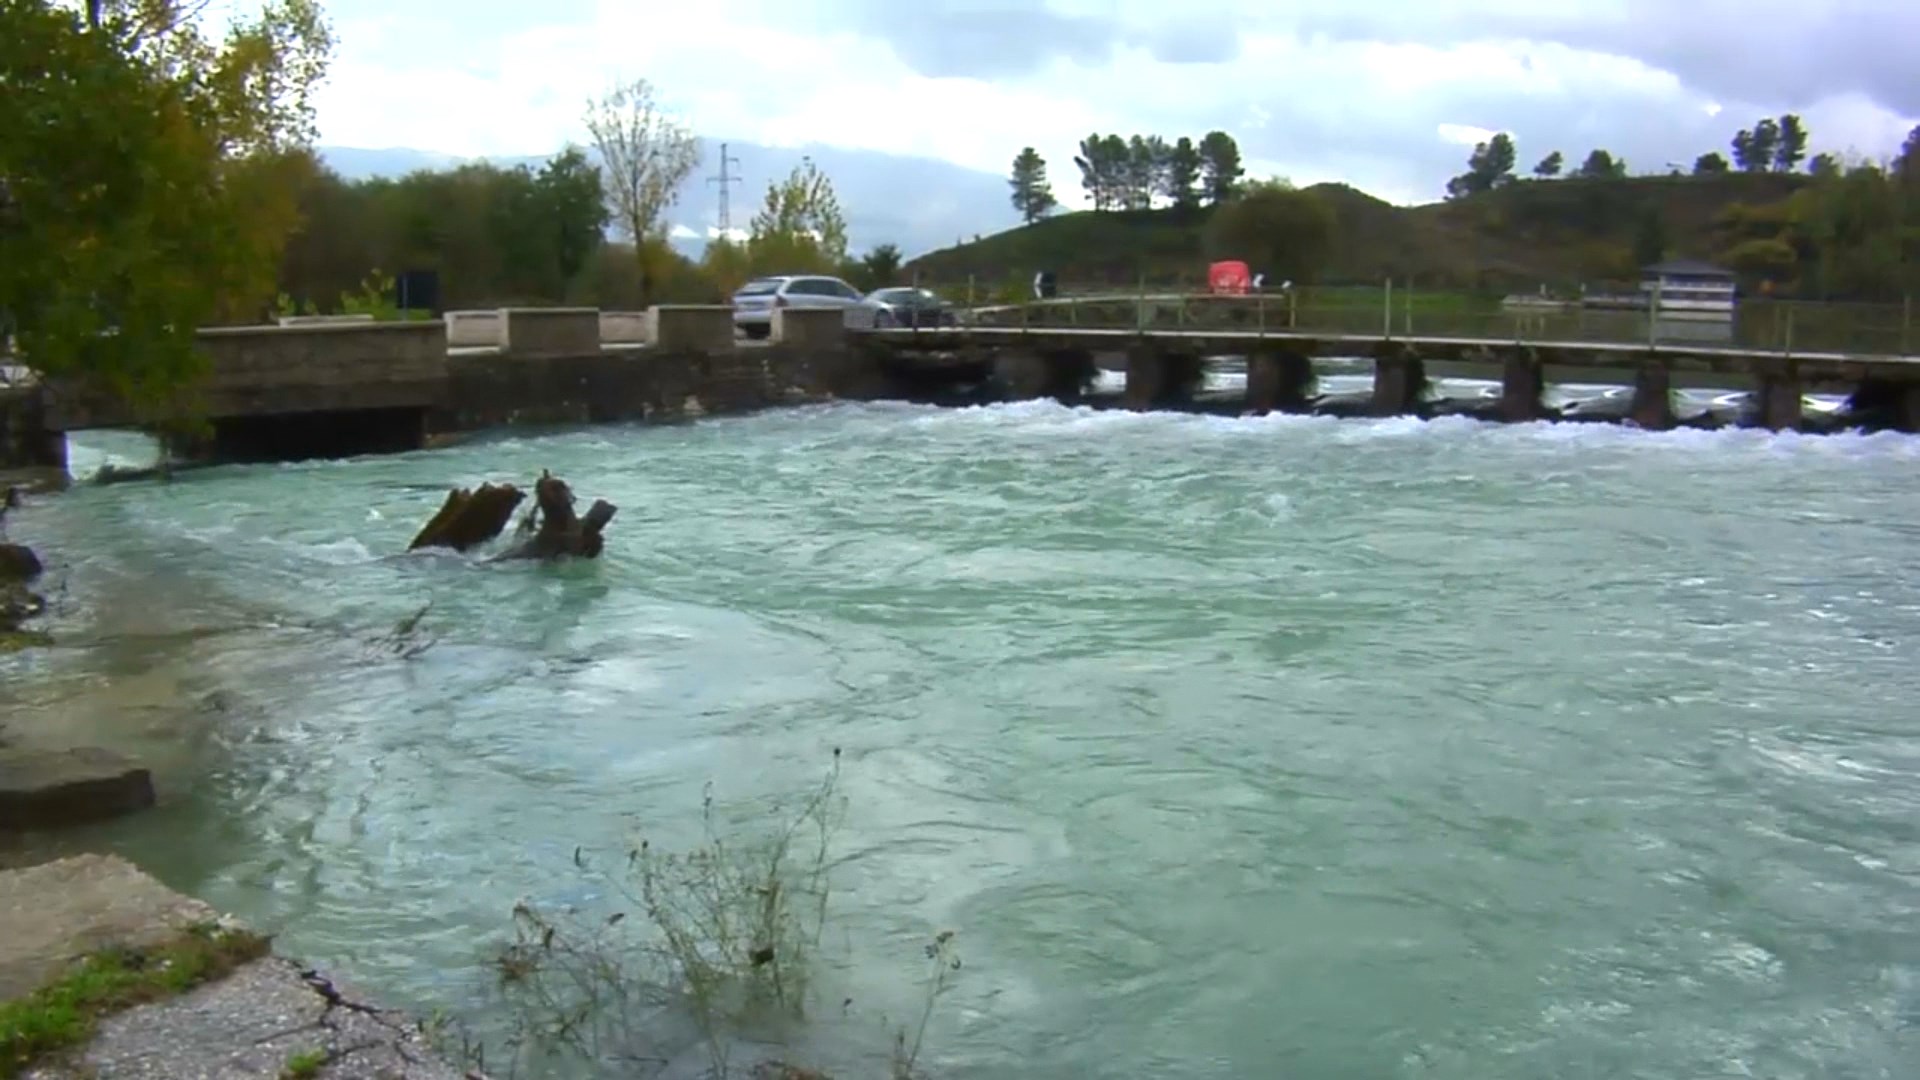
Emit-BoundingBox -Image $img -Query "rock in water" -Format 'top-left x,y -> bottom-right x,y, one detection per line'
0,542 -> 40,582
0,747 -> 157,831
406,482 -> 526,553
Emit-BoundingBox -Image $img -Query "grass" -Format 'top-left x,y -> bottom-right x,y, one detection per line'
489,751 -> 847,1077
461,750 -> 967,1079
0,922 -> 272,1077
280,1047 -> 327,1078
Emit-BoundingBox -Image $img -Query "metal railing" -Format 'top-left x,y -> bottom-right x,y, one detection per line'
909,288 -> 1917,360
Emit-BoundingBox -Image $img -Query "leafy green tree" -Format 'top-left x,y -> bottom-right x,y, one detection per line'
1203,182 -> 1335,286
1808,152 -> 1840,179
1774,114 -> 1808,172
1165,136 -> 1203,208
747,156 -> 847,273
1576,148 -> 1624,179
1693,151 -> 1730,175
1073,133 -> 1125,211
1447,133 -> 1518,197
1007,147 -> 1056,225
1198,131 -> 1244,206
0,0 -> 333,405
1534,151 -> 1563,179
1125,135 -> 1158,210
1632,207 -> 1668,266
860,243 -> 902,286
536,146 -> 610,289
1743,118 -> 1781,172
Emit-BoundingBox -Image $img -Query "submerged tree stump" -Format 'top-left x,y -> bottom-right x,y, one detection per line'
407,482 -> 526,553
495,471 -> 617,561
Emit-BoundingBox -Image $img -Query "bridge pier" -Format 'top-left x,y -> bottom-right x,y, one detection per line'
1245,350 -> 1314,414
1845,378 -> 1920,432
1629,366 -> 1675,430
1,392 -> 67,472
1752,371 -> 1804,431
1499,350 -> 1547,422
1371,349 -> 1426,416
1124,344 -> 1202,409
995,349 -> 1092,401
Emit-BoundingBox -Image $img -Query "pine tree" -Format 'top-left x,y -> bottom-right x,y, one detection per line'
1008,147 -> 1056,225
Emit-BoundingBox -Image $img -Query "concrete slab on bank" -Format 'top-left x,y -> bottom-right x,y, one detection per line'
0,854 -> 483,1079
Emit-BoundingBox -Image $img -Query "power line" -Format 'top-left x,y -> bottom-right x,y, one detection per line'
706,142 -> 744,236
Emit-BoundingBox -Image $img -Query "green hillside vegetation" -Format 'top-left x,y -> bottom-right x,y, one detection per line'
911,118 -> 1920,303
910,173 -> 1828,294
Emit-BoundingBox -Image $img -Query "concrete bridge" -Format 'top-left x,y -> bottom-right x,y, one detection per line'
0,306 -> 860,469
5,299 -> 1920,472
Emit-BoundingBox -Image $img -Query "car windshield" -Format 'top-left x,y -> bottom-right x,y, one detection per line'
735,279 -> 783,296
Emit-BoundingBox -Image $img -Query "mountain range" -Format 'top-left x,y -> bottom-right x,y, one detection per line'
316,139 -> 1022,261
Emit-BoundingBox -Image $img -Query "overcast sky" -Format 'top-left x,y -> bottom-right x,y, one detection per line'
311,0 -> 1919,207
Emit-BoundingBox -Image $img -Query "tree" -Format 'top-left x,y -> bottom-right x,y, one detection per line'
1007,147 -> 1056,225
1694,152 -> 1730,175
1124,135 -> 1160,210
1632,207 -> 1668,266
1808,152 -> 1841,179
1203,183 -> 1335,287
1198,131 -> 1244,206
1774,114 -> 1808,172
1073,133 -> 1125,211
1745,118 -> 1781,173
860,243 -> 902,286
1898,124 -> 1920,183
1576,149 -> 1623,179
534,146 -> 610,289
584,78 -> 700,306
748,156 -> 847,273
1,0 -> 334,406
1165,136 -> 1203,209
1447,133 -> 1518,197
1534,151 -> 1563,179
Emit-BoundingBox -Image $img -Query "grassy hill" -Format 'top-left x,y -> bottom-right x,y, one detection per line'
905,173 -> 1810,297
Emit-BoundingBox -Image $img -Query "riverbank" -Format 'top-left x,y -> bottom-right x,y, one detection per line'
0,854 -> 477,1079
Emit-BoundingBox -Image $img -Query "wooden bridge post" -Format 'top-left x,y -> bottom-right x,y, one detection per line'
1628,363 -> 1675,430
1370,344 -> 1425,416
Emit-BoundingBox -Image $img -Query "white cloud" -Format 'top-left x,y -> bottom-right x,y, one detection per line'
1437,124 -> 1499,147
308,0 -> 1920,210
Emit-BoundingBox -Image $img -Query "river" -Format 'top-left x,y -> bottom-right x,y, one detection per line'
4,378 -> 1919,1078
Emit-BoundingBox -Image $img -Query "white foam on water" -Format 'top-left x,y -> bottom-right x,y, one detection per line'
857,394 -> 1920,465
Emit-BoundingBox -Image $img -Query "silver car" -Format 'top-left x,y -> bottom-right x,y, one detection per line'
730,274 -> 865,340
845,287 -> 959,330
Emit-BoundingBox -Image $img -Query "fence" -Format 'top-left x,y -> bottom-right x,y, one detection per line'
918,283 -> 1916,359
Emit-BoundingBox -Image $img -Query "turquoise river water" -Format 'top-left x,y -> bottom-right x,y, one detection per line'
4,378 -> 1920,1078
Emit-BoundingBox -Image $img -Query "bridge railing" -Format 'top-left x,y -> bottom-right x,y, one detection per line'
936,292 -> 1916,359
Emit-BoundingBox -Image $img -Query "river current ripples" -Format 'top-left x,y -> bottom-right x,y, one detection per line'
5,393 -> 1920,1078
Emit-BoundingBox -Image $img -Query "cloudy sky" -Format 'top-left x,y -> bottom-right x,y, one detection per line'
310,0 -> 1919,207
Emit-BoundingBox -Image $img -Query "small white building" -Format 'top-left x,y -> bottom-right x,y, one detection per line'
1639,259 -> 1737,319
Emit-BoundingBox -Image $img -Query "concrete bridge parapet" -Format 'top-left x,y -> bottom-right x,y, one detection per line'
650,306 -> 736,352
444,310 -> 503,348
772,308 -> 847,349
501,308 -> 600,360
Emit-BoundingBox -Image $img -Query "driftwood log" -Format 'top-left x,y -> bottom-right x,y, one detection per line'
407,473 -> 615,560
407,482 -> 526,553
494,472 -> 617,561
